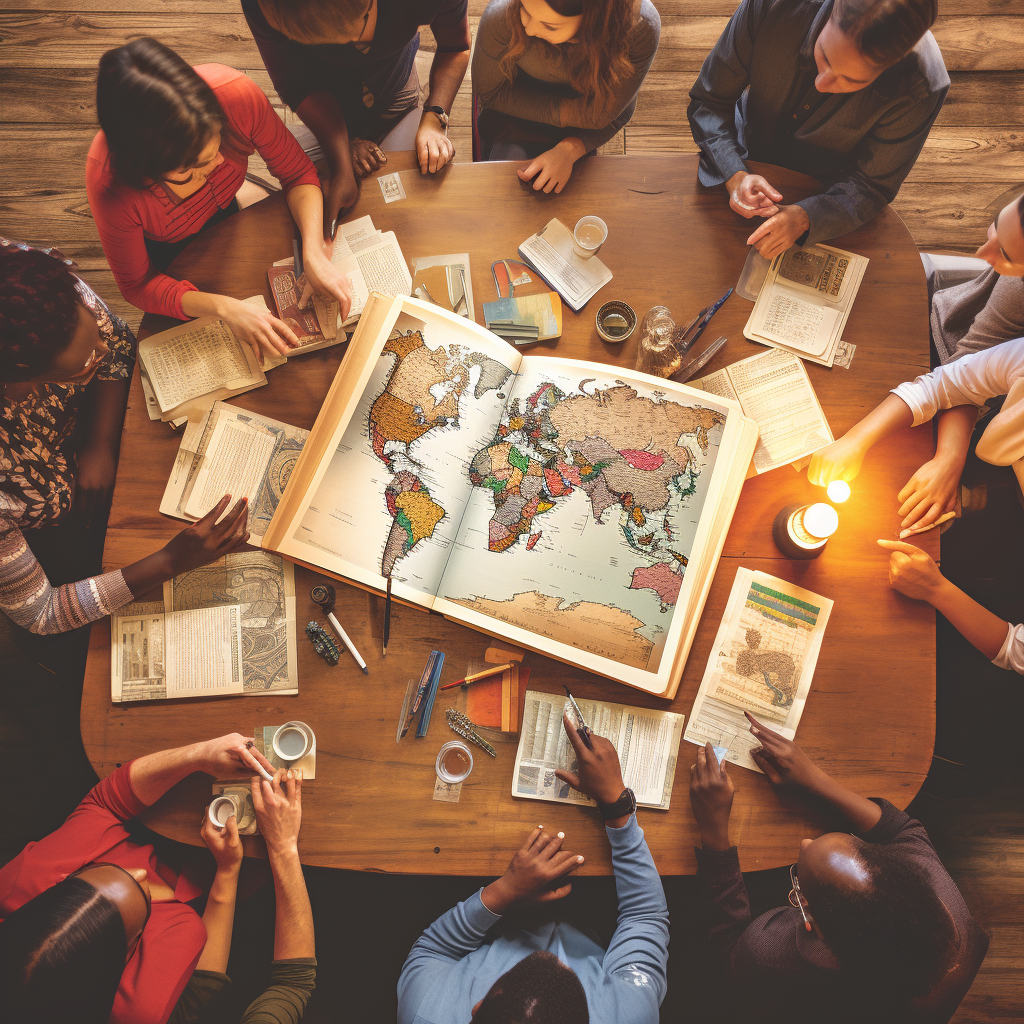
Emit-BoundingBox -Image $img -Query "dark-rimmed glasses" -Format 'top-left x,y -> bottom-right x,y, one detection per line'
789,863 -> 812,932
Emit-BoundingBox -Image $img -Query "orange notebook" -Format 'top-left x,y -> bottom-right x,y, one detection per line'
467,665 -> 529,732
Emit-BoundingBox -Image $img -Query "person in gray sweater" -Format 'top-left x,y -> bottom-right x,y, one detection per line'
472,0 -> 660,193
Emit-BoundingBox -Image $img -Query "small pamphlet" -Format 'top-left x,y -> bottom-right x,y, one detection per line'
512,690 -> 684,809
685,568 -> 833,772
411,253 -> 475,321
377,171 -> 406,203
518,218 -> 612,312
694,348 -> 833,473
744,243 -> 868,367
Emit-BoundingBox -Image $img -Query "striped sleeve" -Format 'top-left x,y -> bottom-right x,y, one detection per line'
0,509 -> 133,634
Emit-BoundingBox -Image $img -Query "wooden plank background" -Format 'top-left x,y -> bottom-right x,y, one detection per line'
2,0 -> 1022,332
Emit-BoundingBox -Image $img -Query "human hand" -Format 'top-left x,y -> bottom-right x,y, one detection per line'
688,742 -> 734,851
896,456 -> 961,536
322,171 -> 359,242
876,540 -> 945,602
201,808 -> 243,874
746,205 -> 811,261
73,444 -> 117,525
807,433 -> 869,488
555,712 -> 627,807
480,826 -> 584,914
349,138 -> 387,178
727,171 -> 783,219
416,116 -> 455,174
746,713 -> 825,791
251,768 -> 302,858
517,138 -> 584,194
190,732 -> 275,778
161,494 -> 251,576
299,251 -> 354,323
218,296 -> 299,363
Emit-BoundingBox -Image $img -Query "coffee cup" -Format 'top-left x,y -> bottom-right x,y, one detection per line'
272,721 -> 313,762
208,794 -> 239,828
435,740 -> 474,784
572,216 -> 608,259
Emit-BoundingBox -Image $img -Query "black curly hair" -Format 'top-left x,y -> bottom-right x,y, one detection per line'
473,950 -> 589,1024
0,247 -> 82,383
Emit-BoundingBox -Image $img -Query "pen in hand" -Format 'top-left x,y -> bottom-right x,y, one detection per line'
563,685 -> 594,750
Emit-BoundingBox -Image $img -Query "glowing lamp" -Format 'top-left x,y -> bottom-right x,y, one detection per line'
772,501 -> 839,559
826,480 -> 851,504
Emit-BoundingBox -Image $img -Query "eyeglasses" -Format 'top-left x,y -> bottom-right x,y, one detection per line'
789,863 -> 812,933
50,339 -> 108,383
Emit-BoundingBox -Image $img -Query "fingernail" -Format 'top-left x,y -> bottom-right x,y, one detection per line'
557,832 -> 564,839
577,856 -> 584,863
287,770 -> 294,779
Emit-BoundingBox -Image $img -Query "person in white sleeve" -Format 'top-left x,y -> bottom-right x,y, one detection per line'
808,335 -> 1024,675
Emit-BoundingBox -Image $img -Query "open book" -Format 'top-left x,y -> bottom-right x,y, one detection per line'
263,293 -> 758,698
744,243 -> 868,367
518,218 -> 612,312
694,348 -> 833,473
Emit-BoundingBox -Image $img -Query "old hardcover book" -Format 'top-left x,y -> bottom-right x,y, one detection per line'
263,293 -> 758,698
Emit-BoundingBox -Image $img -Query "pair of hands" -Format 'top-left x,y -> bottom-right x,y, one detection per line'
689,713 -> 825,851
727,172 -> 810,261
808,436 -> 962,537
481,711 -> 628,914
199,737 -> 303,872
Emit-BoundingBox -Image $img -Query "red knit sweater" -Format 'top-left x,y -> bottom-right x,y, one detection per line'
86,64 -> 320,320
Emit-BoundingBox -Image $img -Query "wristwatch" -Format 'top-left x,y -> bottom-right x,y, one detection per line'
597,787 -> 637,821
423,105 -> 450,135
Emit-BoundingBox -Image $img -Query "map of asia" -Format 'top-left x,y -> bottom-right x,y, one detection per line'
294,313 -> 727,672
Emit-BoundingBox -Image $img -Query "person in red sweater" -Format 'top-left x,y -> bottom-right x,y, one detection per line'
86,38 -> 353,360
0,733 -> 276,1024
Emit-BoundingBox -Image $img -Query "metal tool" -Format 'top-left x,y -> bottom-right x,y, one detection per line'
674,287 -> 733,356
562,685 -> 593,749
675,335 -> 728,383
446,708 -> 497,757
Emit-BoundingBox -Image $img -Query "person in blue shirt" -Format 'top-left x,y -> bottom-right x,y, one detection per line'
397,713 -> 669,1024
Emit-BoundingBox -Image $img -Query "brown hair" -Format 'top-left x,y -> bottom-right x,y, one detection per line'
500,0 -> 639,119
258,0 -> 367,43
833,0 -> 938,67
96,37 -> 235,189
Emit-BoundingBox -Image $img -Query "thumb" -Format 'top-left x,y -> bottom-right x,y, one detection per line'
554,769 -> 581,791
225,814 -> 239,841
297,277 -> 313,310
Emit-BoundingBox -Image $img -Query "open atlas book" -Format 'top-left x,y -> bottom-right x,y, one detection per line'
262,294 -> 758,698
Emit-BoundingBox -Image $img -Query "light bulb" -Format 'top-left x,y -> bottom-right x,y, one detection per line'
826,480 -> 851,503
802,502 -> 839,539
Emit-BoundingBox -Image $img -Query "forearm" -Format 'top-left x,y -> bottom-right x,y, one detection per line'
848,393 -> 915,451
285,183 -> 325,254
929,578 -> 1008,661
128,741 -> 209,805
269,848 -> 314,960
296,92 -> 354,174
934,405 -> 977,470
804,767 -> 882,833
180,290 -> 232,321
82,377 -> 131,456
121,545 -> 176,600
425,50 -> 469,114
196,869 -> 240,972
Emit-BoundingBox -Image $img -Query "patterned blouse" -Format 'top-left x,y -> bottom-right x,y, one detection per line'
1,239 -> 135,633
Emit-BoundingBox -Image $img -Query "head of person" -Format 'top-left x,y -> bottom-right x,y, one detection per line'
815,0 -> 938,94
96,37 -> 230,190
257,0 -> 373,45
0,864 -> 151,1024
974,192 -> 1024,276
469,950 -> 588,1024
0,247 -> 108,385
795,833 -> 957,1002
501,0 -> 638,118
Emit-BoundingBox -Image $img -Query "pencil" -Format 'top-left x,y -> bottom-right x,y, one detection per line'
383,576 -> 392,658
440,662 -> 513,691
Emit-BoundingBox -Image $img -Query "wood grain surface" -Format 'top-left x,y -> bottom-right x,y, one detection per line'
80,154 -> 938,875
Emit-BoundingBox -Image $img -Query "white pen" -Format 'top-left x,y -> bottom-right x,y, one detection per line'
244,742 -> 275,782
325,609 -> 369,674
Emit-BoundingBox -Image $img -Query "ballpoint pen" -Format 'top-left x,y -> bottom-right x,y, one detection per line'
562,685 -> 593,749
675,335 -> 728,383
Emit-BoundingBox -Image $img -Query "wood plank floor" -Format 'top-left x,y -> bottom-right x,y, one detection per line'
0,4 -> 1022,1020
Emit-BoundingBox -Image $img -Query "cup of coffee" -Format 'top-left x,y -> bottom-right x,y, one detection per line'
573,216 -> 608,259
208,794 -> 240,828
435,740 -> 474,784
272,721 -> 313,763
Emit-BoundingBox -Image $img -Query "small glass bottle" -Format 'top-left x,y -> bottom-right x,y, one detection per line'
635,306 -> 682,378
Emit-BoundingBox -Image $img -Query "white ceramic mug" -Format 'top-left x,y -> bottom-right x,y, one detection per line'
208,794 -> 239,828
272,721 -> 313,762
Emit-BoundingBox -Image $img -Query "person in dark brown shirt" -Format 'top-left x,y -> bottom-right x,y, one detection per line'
688,712 -> 988,1024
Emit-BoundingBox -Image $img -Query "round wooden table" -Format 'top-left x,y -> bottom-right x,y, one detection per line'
82,153 -> 938,875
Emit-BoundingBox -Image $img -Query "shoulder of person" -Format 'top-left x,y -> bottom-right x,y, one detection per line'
0,490 -> 28,525
632,0 -> 662,50
875,32 -> 949,103
477,0 -> 514,38
195,63 -> 254,97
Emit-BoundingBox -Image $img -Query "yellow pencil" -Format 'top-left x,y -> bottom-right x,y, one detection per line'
440,663 -> 514,691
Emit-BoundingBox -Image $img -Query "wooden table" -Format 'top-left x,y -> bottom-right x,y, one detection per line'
82,153 -> 938,875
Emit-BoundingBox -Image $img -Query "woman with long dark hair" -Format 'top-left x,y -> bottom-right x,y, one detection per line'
472,0 -> 660,193
87,38 -> 352,360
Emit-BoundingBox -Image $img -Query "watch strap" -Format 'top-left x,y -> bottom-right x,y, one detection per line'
597,787 -> 636,821
423,104 -> 449,124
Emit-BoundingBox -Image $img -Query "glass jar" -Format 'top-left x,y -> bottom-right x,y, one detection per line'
635,306 -> 682,378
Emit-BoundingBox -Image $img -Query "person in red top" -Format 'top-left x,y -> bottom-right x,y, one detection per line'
0,733 -> 275,1024
86,38 -> 353,360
